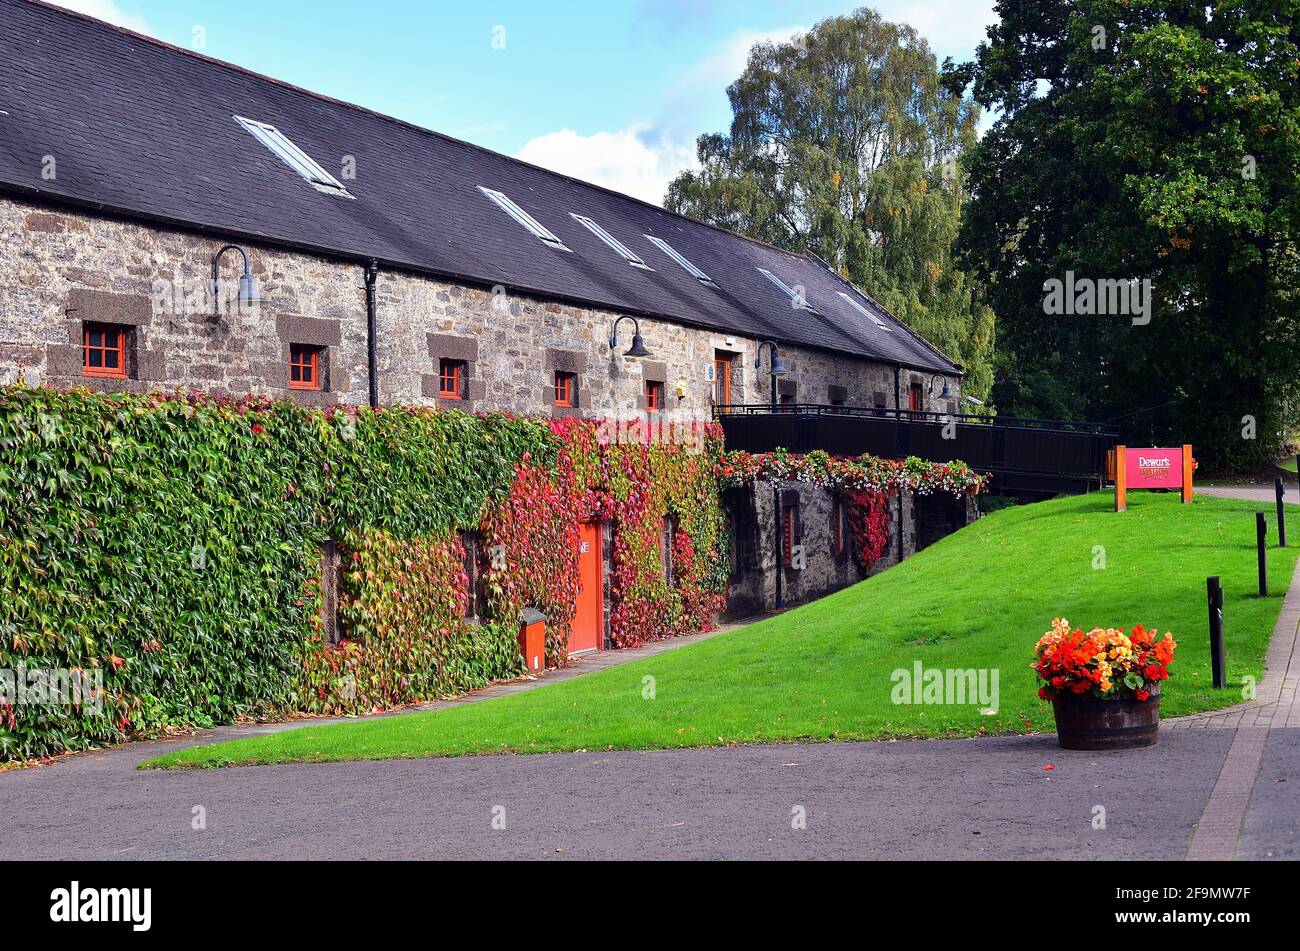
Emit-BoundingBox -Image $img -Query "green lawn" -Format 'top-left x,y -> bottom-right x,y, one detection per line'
1280,457 -> 1297,473
144,492 -> 1300,768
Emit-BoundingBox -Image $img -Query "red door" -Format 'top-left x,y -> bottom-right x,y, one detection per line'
570,521 -> 603,654
908,381 -> 923,414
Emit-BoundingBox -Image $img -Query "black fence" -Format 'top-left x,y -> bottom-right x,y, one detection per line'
716,404 -> 1119,496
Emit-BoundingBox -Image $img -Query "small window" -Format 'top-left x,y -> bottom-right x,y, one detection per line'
571,215 -> 650,269
82,323 -> 129,379
460,532 -> 489,621
645,235 -> 715,286
782,504 -> 798,567
439,358 -> 465,400
837,291 -> 892,331
758,267 -> 817,312
235,116 -> 352,198
832,498 -> 848,560
646,380 -> 665,413
478,187 -> 570,251
554,371 -> 577,408
289,343 -> 323,391
779,393 -> 796,412
661,516 -> 677,587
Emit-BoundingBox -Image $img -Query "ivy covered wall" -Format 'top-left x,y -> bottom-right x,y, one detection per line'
0,385 -> 728,759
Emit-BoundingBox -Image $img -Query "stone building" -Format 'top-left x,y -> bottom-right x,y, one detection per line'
0,0 -> 970,628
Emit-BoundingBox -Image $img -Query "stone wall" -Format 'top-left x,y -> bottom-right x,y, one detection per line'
0,196 -> 960,422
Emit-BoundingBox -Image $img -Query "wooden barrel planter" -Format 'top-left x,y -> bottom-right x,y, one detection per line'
1052,685 -> 1161,750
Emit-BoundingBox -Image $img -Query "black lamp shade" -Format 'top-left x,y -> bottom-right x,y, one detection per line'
625,333 -> 650,358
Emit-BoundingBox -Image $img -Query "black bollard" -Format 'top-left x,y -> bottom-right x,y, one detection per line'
1277,477 -> 1288,547
1256,512 -> 1268,596
1207,576 -> 1226,689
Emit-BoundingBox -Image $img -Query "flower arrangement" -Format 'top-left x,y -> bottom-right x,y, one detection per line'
1033,618 -> 1177,702
716,448 -> 989,496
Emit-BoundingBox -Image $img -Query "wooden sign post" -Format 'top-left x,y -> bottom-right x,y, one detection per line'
1115,444 -> 1193,513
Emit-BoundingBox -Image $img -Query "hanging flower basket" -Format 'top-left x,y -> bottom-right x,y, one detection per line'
1033,618 -> 1177,750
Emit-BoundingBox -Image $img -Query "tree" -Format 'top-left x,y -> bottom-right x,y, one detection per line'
945,0 -> 1300,468
665,7 -> 995,403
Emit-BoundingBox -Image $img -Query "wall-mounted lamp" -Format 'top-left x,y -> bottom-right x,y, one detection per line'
930,373 -> 951,399
754,340 -> 788,408
211,244 -> 263,309
609,315 -> 650,358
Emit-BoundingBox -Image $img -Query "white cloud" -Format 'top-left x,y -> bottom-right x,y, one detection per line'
684,23 -> 810,91
515,124 -> 696,207
873,0 -> 998,60
49,0 -> 152,35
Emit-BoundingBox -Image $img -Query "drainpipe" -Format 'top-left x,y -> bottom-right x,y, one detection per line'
771,365 -> 783,610
364,260 -> 379,408
893,364 -> 903,562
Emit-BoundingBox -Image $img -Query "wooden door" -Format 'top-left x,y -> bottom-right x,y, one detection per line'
570,521 -> 603,653
714,352 -> 734,409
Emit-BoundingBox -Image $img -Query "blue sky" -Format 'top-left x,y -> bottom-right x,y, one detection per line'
56,0 -> 998,203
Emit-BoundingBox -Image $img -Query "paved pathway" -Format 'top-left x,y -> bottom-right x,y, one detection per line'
2,524 -> 1299,860
0,724 -> 1240,860
1200,482 -> 1300,506
1174,486 -> 1300,861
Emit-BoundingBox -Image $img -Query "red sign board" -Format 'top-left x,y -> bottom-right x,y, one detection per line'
1114,445 -> 1193,512
1125,448 -> 1183,490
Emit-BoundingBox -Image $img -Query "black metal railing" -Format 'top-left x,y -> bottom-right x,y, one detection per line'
715,403 -> 1119,494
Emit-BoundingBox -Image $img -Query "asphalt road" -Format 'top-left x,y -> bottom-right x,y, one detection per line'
7,726 -> 1288,860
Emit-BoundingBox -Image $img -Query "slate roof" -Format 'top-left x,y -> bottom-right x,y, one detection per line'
0,0 -> 960,375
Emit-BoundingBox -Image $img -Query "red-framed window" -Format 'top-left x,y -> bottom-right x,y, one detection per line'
779,393 -> 795,413
439,359 -> 464,399
82,323 -> 129,379
908,381 -> 923,413
290,344 -> 322,391
555,371 -> 577,407
646,380 -> 664,413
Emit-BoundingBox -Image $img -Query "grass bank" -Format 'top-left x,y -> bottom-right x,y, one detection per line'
145,491 -> 1299,768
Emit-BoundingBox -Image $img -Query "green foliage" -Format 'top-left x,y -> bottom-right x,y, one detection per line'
665,7 -> 996,402
946,0 -> 1300,468
0,386 -> 729,759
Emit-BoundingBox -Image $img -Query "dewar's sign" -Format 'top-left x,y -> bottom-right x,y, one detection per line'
1126,449 -> 1181,490
1114,445 -> 1193,511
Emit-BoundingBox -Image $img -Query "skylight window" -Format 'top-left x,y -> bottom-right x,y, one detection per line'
645,235 -> 716,286
757,268 -> 817,312
837,291 -> 892,331
234,116 -> 352,198
478,187 -> 570,251
571,215 -> 650,269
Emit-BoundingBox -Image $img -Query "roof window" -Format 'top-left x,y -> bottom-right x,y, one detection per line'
645,235 -> 715,286
758,268 -> 817,312
836,291 -> 892,331
571,215 -> 650,269
234,116 -> 352,198
478,187 -> 570,251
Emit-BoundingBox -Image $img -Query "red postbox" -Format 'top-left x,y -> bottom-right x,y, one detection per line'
519,608 -> 546,673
